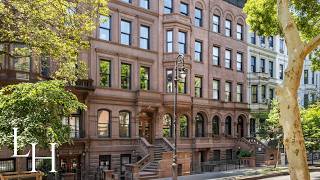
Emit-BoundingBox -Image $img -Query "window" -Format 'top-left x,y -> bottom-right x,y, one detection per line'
251,56 -> 256,72
164,0 -> 173,14
62,110 -> 81,138
119,111 -> 130,137
139,0 -> 149,9
250,32 -> 256,44
194,41 -> 202,62
122,0 -> 131,3
121,63 -> 131,89
99,15 -> 111,41
279,64 -> 284,80
0,44 -> 4,70
212,116 -> 220,136
180,2 -> 188,16
98,110 -> 111,137
225,116 -> 232,135
13,45 -> 31,80
236,24 -> 243,40
269,61 -> 274,78
100,59 -> 111,87
195,113 -> 204,137
180,115 -> 188,137
280,38 -> 284,53
195,8 -> 202,27
212,46 -> 220,65
226,149 -> 233,160
236,52 -> 243,71
178,74 -> 187,94
166,30 -> 173,52
140,66 -> 150,90
40,57 -> 50,77
251,85 -> 258,103
304,94 -> 309,108
120,20 -> 131,45
312,71 -> 315,84
225,49 -> 232,69
213,150 -> 221,161
261,85 -> 266,100
225,20 -> 232,37
213,15 -> 220,33
236,84 -> 243,102
260,36 -> 265,47
99,155 -> 111,170
260,59 -> 265,73
195,76 -> 202,97
140,25 -> 150,49
166,69 -> 173,93
27,158 -> 50,171
163,114 -> 172,137
304,70 -> 309,84
0,159 -> 15,172
212,80 -> 220,100
269,88 -> 274,100
225,82 -> 232,102
268,36 -> 274,48
120,154 -> 131,179
178,31 -> 187,54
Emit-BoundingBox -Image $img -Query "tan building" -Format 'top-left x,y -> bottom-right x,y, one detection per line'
1,0 -> 275,180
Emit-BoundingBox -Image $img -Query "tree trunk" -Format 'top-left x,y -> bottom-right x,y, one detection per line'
277,86 -> 310,180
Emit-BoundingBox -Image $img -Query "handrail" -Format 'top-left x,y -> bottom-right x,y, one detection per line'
159,137 -> 174,151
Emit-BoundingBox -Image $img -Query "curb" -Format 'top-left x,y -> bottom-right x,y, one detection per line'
236,167 -> 320,180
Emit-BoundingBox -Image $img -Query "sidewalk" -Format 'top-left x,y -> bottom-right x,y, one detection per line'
157,167 -> 272,180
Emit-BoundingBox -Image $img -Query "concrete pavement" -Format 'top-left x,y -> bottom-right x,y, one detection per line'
260,171 -> 320,180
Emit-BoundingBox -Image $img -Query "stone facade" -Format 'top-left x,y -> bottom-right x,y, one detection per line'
0,0 -> 251,179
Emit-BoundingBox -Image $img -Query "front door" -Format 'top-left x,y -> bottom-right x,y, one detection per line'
139,113 -> 152,143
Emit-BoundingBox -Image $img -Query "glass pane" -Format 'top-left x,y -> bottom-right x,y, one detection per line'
121,20 -> 131,34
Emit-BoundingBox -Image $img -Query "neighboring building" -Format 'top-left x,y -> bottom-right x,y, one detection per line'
298,52 -> 320,108
1,0 -> 278,179
247,28 -> 288,137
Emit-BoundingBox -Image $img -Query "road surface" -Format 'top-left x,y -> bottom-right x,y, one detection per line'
261,172 -> 320,180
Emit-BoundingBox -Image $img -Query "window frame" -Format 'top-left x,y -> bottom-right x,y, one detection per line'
212,116 -> 220,136
120,19 -> 132,46
225,81 -> 232,102
236,52 -> 243,71
140,66 -> 150,90
164,0 -> 173,14
194,40 -> 202,62
119,111 -> 131,138
236,83 -> 243,103
178,31 -> 187,54
166,69 -> 173,93
163,114 -> 173,137
225,49 -> 232,69
236,24 -> 243,40
212,15 -> 220,33
99,15 -> 111,41
97,109 -> 111,137
179,115 -> 189,137
195,7 -> 203,27
194,76 -> 202,98
251,85 -> 258,103
251,56 -> 256,73
225,19 -> 232,37
195,113 -> 205,137
139,25 -> 150,50
99,59 -> 111,87
166,30 -> 173,53
120,63 -> 132,90
180,2 -> 189,16
212,79 -> 220,100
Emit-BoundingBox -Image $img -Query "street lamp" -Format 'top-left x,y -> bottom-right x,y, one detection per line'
172,54 -> 187,180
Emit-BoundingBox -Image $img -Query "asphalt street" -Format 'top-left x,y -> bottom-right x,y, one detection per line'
260,172 -> 320,180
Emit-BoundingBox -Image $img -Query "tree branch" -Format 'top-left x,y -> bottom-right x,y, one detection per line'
302,34 -> 320,58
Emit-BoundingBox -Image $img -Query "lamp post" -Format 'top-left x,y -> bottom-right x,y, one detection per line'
172,54 -> 187,180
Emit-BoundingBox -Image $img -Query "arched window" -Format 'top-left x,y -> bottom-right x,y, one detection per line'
119,111 -> 130,137
163,114 -> 172,137
196,113 -> 204,137
212,116 -> 220,136
98,110 -> 111,137
237,116 -> 244,137
225,116 -> 232,135
180,115 -> 188,137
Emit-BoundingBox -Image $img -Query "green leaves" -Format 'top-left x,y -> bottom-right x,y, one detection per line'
244,0 -> 280,36
0,0 -> 109,82
301,102 -> 320,151
0,80 -> 86,150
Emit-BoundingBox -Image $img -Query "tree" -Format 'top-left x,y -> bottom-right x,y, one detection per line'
244,1 -> 320,179
0,80 -> 86,150
257,100 -> 282,167
0,0 -> 109,83
301,102 -> 320,162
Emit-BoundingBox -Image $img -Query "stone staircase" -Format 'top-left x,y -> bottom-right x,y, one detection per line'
139,145 -> 168,179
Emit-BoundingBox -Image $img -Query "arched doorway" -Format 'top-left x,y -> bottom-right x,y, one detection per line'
237,116 -> 245,138
139,112 -> 153,143
195,113 -> 205,137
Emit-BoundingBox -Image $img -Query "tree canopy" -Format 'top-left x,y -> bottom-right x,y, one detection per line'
0,80 -> 86,150
0,0 -> 109,82
301,102 -> 320,151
